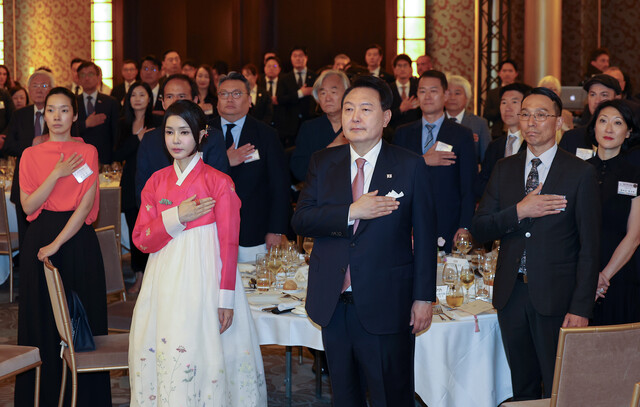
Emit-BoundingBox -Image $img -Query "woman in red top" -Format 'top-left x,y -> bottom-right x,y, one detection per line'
15,87 -> 111,406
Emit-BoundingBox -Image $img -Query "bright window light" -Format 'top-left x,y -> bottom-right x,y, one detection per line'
397,0 -> 426,74
91,0 -> 113,88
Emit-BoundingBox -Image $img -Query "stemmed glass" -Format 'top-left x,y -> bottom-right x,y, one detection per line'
454,230 -> 473,257
302,237 -> 314,264
442,263 -> 459,288
446,284 -> 464,308
459,265 -> 475,303
481,252 -> 497,300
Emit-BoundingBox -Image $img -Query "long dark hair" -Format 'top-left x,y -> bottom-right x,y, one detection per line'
123,81 -> 154,128
0,65 -> 13,89
196,64 -> 217,100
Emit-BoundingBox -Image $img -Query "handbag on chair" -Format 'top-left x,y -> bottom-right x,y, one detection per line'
67,290 -> 96,352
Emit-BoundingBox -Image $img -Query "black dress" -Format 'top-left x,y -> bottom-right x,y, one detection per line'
588,154 -> 640,325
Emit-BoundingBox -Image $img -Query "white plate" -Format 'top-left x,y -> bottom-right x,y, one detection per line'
282,289 -> 304,295
238,264 -> 256,273
247,293 -> 282,305
291,307 -> 307,316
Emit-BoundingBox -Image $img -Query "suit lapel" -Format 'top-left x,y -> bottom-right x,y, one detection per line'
238,116 -> 254,147
410,121 -> 423,153
540,148 -> 564,194
327,145 -> 352,211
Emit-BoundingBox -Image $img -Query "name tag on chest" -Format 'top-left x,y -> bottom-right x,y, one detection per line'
618,181 -> 638,197
72,163 -> 93,183
575,148 -> 595,160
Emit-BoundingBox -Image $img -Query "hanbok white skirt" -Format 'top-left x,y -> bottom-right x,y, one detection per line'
129,223 -> 267,406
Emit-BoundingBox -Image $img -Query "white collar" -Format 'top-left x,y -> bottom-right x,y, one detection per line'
525,144 -> 557,168
83,90 -> 99,101
349,139 -> 382,169
508,129 -> 523,141
446,110 -> 465,123
174,152 -> 202,186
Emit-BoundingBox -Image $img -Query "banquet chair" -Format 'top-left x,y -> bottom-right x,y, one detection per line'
42,260 -> 129,407
95,226 -> 135,333
632,382 -> 640,407
0,345 -> 41,406
0,185 -> 19,302
93,187 -> 122,255
501,323 -> 640,407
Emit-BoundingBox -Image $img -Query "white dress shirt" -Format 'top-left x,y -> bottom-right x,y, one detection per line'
505,130 -> 524,157
524,144 -> 557,187
347,139 -> 382,225
152,84 -> 160,107
82,90 -> 99,113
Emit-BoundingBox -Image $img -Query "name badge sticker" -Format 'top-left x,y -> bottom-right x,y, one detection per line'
618,181 -> 638,197
575,147 -> 595,161
244,149 -> 260,163
435,141 -> 453,152
72,163 -> 93,183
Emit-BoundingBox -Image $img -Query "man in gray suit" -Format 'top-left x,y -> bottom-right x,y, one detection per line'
445,75 -> 490,163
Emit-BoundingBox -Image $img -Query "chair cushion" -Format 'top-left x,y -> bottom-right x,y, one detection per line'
0,232 -> 19,252
70,333 -> 129,371
0,345 -> 41,378
501,400 -> 549,407
107,301 -> 135,332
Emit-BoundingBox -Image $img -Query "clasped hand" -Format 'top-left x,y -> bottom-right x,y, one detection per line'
516,183 -> 567,220
178,194 -> 215,224
349,190 -> 399,221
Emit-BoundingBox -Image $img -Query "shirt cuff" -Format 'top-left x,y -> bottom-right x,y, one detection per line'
347,207 -> 355,226
297,89 -> 304,99
218,289 -> 235,309
161,206 -> 186,238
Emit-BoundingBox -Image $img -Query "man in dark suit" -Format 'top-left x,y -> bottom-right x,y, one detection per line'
475,83 -> 531,199
139,55 -> 163,113
364,43 -> 394,83
291,75 -> 436,406
388,54 -> 420,130
212,72 -> 289,262
74,61 -> 120,165
394,70 -> 476,252
111,59 -> 139,105
276,47 -> 318,148
559,74 -> 621,157
483,59 -> 520,139
135,74 -> 228,204
241,63 -> 272,124
471,87 -> 601,400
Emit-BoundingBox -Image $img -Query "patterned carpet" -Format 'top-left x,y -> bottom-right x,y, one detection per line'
0,255 -> 334,406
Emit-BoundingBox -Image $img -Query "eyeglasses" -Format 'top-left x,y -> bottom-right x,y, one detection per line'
218,91 -> 246,99
30,83 -> 50,89
79,72 -> 97,78
517,112 -> 558,122
143,67 -> 158,72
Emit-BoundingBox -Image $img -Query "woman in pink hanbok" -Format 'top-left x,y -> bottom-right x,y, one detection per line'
129,100 -> 266,406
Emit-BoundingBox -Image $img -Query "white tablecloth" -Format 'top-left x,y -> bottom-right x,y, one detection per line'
251,300 -> 513,407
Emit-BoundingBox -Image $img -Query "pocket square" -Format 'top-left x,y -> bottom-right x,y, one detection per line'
385,190 -> 404,199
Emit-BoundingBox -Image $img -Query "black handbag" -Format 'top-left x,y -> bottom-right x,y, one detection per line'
67,290 -> 96,352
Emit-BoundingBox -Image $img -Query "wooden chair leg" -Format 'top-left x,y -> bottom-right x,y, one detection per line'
70,369 -> 78,407
9,259 -> 13,303
58,360 -> 66,407
34,365 -> 41,407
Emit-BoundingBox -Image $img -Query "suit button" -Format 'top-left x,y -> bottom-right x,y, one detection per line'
525,232 -> 531,238
350,243 -> 355,247
341,268 -> 346,273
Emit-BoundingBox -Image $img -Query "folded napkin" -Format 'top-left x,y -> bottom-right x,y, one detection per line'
294,265 -> 308,285
238,263 -> 256,273
278,300 -> 302,311
249,303 -> 276,311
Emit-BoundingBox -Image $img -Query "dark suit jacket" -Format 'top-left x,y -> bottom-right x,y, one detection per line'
249,85 -> 273,124
389,78 -> 421,130
75,93 -> 120,164
459,111 -> 491,163
558,126 -> 591,155
0,88 -> 15,134
290,115 -> 340,182
212,115 -> 290,247
110,82 -> 127,105
291,142 -> 437,334
393,118 -> 477,251
471,148 -> 601,317
475,135 -> 527,199
483,87 -> 504,139
377,70 -> 394,84
135,119 -> 229,205
4,106 -> 48,204
276,70 -> 318,146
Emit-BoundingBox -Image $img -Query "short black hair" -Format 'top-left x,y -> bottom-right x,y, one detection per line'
365,43 -> 383,56
181,59 -> 197,69
77,61 -> 98,75
392,54 -> 412,67
290,46 -> 308,57
499,59 -> 519,72
212,60 -> 229,76
45,87 -> 79,116
420,70 -> 448,90
162,49 -> 179,60
587,99 -> 639,150
590,47 -> 610,62
163,100 -> 207,155
265,56 -> 282,66
141,55 -> 161,69
161,73 -> 198,100
9,85 -> 29,105
528,87 -> 563,115
218,71 -> 251,93
500,82 -> 533,98
342,75 -> 393,111
122,59 -> 138,69
70,57 -> 85,68
242,63 -> 258,77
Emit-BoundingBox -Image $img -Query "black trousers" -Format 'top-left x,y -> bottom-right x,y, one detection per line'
321,296 -> 415,407
497,279 -> 564,401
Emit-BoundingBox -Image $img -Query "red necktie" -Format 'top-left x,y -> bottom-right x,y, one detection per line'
342,157 -> 366,293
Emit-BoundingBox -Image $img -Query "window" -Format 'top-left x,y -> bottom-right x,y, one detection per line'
91,0 -> 113,88
397,0 -> 426,73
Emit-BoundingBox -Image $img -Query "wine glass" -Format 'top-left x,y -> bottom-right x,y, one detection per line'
454,230 -> 473,257
442,263 -> 459,288
481,253 -> 497,300
302,237 -> 314,264
266,252 -> 283,288
446,284 -> 464,308
459,265 -> 475,303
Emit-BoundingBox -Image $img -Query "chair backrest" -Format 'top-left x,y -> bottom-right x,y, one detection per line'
93,187 -> 121,252
0,186 -> 12,253
631,382 -> 640,407
42,260 -> 76,356
551,323 -> 640,407
95,225 -> 125,300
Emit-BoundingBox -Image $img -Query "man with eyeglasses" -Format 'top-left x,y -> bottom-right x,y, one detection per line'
135,74 -> 228,204
111,59 -> 139,105
74,60 -> 120,165
211,72 -> 289,262
139,55 -> 163,113
472,87 -> 600,401
3,69 -> 53,255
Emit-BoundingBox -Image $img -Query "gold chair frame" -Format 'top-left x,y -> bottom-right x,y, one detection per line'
0,344 -> 42,406
0,185 -> 19,302
631,382 -> 640,407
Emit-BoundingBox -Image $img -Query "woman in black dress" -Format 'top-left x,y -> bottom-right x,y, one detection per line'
195,64 -> 218,117
587,99 -> 640,325
113,81 -> 161,294
15,87 -> 111,405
